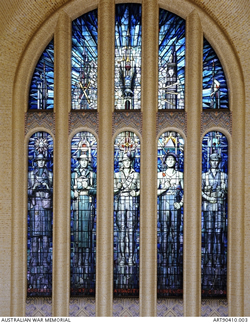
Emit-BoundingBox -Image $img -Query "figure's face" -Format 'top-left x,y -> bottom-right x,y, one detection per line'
123,159 -> 131,169
37,159 -> 46,168
168,68 -> 174,77
210,159 -> 219,169
79,158 -> 88,168
165,156 -> 176,168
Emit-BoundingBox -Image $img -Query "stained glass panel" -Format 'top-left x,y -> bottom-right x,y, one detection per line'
114,131 -> 140,296
157,131 -> 184,297
158,9 -> 185,110
203,38 -> 229,109
70,132 -> 97,296
72,10 -> 98,110
27,132 -> 53,296
115,4 -> 141,110
29,40 -> 54,110
202,131 -> 228,297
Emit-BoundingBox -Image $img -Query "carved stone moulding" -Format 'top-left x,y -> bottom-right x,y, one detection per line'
112,110 -> 142,135
157,111 -> 186,136
201,110 -> 232,135
69,111 -> 99,135
25,111 -> 55,135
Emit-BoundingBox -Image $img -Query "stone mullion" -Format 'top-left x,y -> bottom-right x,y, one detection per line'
53,12 -> 71,317
140,0 -> 158,317
184,10 -> 203,316
96,0 -> 115,317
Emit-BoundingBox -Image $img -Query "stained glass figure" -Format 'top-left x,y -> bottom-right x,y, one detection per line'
115,4 -> 141,110
203,38 -> 229,109
114,132 -> 140,296
27,132 -> 53,296
157,131 -> 184,297
202,131 -> 228,297
158,9 -> 185,110
29,40 -> 54,110
70,132 -> 97,296
72,10 -> 98,110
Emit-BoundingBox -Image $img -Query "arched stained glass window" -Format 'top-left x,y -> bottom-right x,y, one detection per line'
203,39 -> 229,109
70,132 -> 97,296
157,131 -> 184,297
72,10 -> 98,110
29,40 -> 54,110
27,132 -> 53,296
201,131 -> 228,297
114,131 -> 140,296
158,9 -> 185,110
115,4 -> 142,110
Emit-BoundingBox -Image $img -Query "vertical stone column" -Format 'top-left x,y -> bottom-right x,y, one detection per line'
96,0 -> 114,317
184,10 -> 202,317
11,71 -> 26,317
53,11 -> 71,317
140,0 -> 158,317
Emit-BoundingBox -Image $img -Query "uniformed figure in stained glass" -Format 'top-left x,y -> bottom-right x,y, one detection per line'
115,4 -> 141,110
202,134 -> 228,296
114,132 -> 140,296
157,132 -> 184,296
27,133 -> 53,296
71,133 -> 97,295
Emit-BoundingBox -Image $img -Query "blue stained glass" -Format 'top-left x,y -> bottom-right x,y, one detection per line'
115,4 -> 142,110
114,131 -> 140,296
27,132 -> 53,296
201,132 -> 228,297
72,10 -> 98,110
158,9 -> 185,110
203,39 -> 229,109
157,131 -> 184,297
70,132 -> 97,296
29,40 -> 54,110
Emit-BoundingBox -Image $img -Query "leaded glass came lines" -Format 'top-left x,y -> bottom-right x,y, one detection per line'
29,40 -> 54,110
115,4 -> 142,110
203,39 -> 229,109
72,10 -> 98,110
158,10 -> 185,110
157,131 -> 184,297
27,132 -> 53,296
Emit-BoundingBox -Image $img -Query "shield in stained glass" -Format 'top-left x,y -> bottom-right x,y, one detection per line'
29,40 -> 54,110
157,131 -> 184,297
70,132 -> 97,296
203,38 -> 229,109
158,9 -> 185,110
27,132 -> 53,296
115,4 -> 142,110
114,131 -> 140,297
201,131 -> 228,297
72,10 -> 98,110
